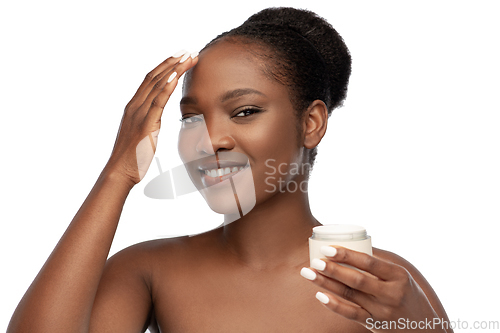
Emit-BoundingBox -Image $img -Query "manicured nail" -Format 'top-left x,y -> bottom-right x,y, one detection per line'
300,267 -> 316,281
190,51 -> 199,59
311,258 -> 326,271
167,71 -> 177,83
179,52 -> 191,63
320,246 -> 337,257
316,291 -> 330,304
172,49 -> 187,58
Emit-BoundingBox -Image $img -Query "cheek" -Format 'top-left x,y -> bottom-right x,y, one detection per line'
177,135 -> 193,163
241,116 -> 303,194
261,116 -> 300,162
177,127 -> 209,192
247,114 -> 299,154
177,122 -> 213,163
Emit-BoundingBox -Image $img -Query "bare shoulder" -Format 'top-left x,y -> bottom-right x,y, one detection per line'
116,229 -> 219,254
90,230 -> 221,332
372,247 -> 451,323
89,237 -> 188,332
108,226 -> 223,272
372,247 -> 434,292
372,247 -> 418,272
109,234 -> 191,262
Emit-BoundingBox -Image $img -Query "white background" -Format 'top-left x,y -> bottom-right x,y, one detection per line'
1,1 -> 499,332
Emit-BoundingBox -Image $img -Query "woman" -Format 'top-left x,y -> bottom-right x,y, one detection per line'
8,7 -> 452,332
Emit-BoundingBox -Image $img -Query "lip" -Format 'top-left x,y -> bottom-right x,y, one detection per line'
199,163 -> 250,188
194,152 -> 247,169
198,160 -> 248,171
184,153 -> 250,188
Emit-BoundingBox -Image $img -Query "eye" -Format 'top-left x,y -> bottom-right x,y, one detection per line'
180,114 -> 204,128
180,116 -> 200,123
233,107 -> 261,118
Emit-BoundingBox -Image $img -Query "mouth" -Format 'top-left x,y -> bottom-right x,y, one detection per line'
198,161 -> 250,188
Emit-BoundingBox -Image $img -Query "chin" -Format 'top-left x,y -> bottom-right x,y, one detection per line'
199,166 -> 256,217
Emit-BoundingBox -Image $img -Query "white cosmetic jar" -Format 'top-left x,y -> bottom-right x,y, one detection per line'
309,224 -> 372,266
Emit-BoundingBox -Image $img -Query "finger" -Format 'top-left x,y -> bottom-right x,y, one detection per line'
143,52 -> 198,107
145,53 -> 199,124
322,246 -> 395,281
134,51 -> 188,99
315,291 -> 371,326
313,257 -> 381,294
301,259 -> 374,308
126,51 -> 188,111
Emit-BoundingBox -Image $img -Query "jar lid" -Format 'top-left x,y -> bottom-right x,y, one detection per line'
312,224 -> 368,241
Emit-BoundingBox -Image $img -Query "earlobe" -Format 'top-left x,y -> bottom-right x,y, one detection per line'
303,100 -> 328,149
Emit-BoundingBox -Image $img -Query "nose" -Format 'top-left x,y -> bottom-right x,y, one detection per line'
196,119 -> 235,154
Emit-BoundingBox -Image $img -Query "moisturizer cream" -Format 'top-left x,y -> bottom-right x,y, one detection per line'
309,224 -> 372,266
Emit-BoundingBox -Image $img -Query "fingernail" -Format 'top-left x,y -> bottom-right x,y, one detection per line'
311,258 -> 326,271
190,51 -> 199,59
172,49 -> 187,58
316,291 -> 330,304
300,267 -> 316,281
320,246 -> 337,257
167,71 -> 177,83
179,52 -> 191,63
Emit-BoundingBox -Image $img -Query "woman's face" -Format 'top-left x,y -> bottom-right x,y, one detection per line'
178,40 -> 307,217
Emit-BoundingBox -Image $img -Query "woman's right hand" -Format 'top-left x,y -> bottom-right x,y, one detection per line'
105,50 -> 198,187
7,52 -> 200,333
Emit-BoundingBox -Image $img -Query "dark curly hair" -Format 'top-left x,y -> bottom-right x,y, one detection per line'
201,7 -> 351,168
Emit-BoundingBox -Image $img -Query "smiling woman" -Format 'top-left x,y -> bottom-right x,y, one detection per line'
7,7 -> 453,333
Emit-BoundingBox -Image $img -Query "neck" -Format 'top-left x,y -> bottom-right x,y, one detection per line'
218,186 -> 321,269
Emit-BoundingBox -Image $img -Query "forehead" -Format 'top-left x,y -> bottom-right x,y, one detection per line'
182,40 -> 289,105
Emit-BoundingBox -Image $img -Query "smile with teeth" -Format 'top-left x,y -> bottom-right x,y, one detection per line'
203,166 -> 246,177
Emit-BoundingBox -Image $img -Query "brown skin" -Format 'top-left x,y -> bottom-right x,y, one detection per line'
7,41 -> 452,333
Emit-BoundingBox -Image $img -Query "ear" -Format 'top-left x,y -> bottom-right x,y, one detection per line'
302,100 -> 328,149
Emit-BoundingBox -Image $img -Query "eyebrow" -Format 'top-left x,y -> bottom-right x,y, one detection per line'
220,88 -> 266,103
180,88 -> 266,106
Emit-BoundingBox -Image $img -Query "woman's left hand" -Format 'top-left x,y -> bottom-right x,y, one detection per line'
300,246 -> 449,333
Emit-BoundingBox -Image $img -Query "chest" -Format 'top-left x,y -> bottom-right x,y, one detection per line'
150,265 -> 369,333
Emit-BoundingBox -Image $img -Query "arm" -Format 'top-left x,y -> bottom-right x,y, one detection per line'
7,169 -> 132,332
7,51 -> 198,333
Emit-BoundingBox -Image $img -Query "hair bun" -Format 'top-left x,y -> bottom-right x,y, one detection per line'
243,7 -> 351,111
